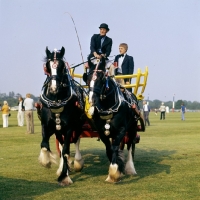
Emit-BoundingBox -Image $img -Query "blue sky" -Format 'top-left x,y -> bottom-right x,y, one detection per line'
0,0 -> 200,102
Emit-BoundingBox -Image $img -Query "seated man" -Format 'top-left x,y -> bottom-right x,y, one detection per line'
87,23 -> 113,72
114,43 -> 134,92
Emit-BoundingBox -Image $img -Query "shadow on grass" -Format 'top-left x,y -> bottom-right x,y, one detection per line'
0,176 -> 59,200
69,147 -> 176,184
0,148 -> 176,199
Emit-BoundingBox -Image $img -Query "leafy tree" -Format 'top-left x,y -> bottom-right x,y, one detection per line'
175,100 -> 183,109
8,91 -> 15,98
15,93 -> 22,98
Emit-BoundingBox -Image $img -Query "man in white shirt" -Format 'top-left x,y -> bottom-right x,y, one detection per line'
23,93 -> 34,133
159,102 -> 166,120
143,101 -> 150,126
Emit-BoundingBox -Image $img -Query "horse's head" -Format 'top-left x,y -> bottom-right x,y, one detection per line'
44,47 -> 67,95
88,58 -> 108,106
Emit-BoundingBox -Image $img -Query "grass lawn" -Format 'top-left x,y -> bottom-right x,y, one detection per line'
0,111 -> 200,200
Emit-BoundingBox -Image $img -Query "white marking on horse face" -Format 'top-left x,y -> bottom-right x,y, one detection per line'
50,61 -> 57,75
90,80 -> 94,87
50,61 -> 57,92
89,91 -> 93,104
89,80 -> 95,104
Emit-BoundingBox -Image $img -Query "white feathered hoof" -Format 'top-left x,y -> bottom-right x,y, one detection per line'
38,147 -> 51,168
56,156 -> 64,176
105,174 -> 123,183
58,176 -> 73,186
125,161 -> 137,175
106,164 -> 121,183
74,158 -> 84,172
49,152 -> 58,165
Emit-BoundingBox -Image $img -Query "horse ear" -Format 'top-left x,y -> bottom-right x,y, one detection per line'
60,47 -> 65,58
46,46 -> 51,59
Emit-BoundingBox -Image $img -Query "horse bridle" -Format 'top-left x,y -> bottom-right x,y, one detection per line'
40,56 -> 74,108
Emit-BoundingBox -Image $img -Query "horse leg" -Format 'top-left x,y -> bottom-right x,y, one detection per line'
125,144 -> 137,175
100,134 -> 112,162
38,125 -> 57,168
57,129 -> 73,186
56,143 -> 63,176
74,137 -> 84,172
132,140 -> 136,159
106,127 -> 125,183
125,127 -> 137,175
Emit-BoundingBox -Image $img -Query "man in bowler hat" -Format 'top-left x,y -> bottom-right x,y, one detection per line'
87,23 -> 112,72
114,43 -> 134,92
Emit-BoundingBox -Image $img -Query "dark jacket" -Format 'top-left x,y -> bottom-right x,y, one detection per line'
89,34 -> 112,57
114,54 -> 134,82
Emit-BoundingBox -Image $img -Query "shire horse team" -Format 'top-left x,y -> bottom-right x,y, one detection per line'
38,47 -> 144,186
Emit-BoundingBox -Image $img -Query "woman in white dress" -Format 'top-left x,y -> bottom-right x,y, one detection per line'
17,97 -> 24,126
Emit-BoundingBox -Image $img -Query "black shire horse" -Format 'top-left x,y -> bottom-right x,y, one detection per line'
38,47 -> 85,186
87,58 -> 144,183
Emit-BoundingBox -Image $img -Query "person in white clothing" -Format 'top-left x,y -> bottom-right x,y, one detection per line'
17,97 -> 25,126
159,102 -> 166,120
23,93 -> 34,133
143,101 -> 150,126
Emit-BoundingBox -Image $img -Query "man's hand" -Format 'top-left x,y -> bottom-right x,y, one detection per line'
125,81 -> 130,85
101,54 -> 106,58
93,52 -> 101,59
84,62 -> 89,69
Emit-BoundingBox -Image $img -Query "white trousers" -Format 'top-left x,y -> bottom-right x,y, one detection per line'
2,114 -> 8,127
17,111 -> 24,126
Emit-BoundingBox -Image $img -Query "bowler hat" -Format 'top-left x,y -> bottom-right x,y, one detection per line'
99,23 -> 109,31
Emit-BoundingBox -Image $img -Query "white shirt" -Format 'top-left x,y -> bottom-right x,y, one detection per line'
143,104 -> 149,111
18,101 -> 23,112
118,53 -> 126,72
98,37 -> 106,53
24,98 -> 34,111
159,105 -> 166,112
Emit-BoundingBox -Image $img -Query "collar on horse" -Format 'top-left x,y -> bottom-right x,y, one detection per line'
89,59 -> 125,119
96,78 -> 125,117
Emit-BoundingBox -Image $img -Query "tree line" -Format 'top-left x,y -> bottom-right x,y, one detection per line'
0,92 -> 200,110
144,99 -> 200,110
0,92 -> 39,107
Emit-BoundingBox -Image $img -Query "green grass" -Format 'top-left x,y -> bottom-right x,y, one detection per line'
0,111 -> 200,200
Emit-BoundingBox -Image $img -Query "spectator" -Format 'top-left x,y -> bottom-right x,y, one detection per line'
166,106 -> 169,113
1,101 -> 10,128
17,97 -> 25,126
143,101 -> 150,126
159,102 -> 166,120
23,93 -> 34,134
181,103 -> 186,120
154,108 -> 158,115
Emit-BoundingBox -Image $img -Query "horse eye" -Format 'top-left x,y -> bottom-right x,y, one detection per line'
63,83 -> 67,87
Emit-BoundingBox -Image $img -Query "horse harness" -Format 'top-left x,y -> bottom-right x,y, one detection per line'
89,59 -> 140,136
40,51 -> 84,130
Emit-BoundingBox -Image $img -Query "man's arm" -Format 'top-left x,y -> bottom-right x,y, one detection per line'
124,56 -> 134,83
90,34 -> 96,54
105,38 -> 112,57
128,56 -> 134,74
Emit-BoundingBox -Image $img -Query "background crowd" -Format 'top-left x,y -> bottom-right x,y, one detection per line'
0,93 -> 35,133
